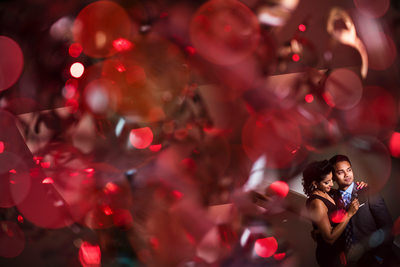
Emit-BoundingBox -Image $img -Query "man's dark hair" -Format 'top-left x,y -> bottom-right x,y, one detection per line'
329,154 -> 351,166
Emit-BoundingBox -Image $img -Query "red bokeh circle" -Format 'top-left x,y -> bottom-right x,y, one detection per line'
190,0 -> 260,65
73,1 -> 133,58
0,36 -> 24,91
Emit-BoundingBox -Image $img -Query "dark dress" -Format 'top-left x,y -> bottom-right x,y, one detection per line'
306,194 -> 346,267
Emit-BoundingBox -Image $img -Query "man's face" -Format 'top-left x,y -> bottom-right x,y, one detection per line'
333,160 -> 354,190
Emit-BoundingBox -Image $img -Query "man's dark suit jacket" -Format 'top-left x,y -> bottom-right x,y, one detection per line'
331,186 -> 394,266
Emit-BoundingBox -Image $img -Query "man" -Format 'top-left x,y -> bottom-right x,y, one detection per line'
329,155 -> 394,266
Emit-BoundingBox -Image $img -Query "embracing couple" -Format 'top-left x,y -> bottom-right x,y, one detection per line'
302,155 -> 394,267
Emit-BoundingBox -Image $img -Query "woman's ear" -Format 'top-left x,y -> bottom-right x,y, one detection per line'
312,181 -> 317,189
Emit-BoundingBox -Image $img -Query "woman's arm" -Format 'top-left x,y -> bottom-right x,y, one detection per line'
309,199 -> 359,245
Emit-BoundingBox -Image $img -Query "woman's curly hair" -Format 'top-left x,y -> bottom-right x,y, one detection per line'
302,160 -> 334,196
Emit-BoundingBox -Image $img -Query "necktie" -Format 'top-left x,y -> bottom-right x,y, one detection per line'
341,191 -> 353,251
342,191 -> 351,207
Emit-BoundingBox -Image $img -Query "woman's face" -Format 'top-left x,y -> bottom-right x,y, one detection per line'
316,172 -> 334,193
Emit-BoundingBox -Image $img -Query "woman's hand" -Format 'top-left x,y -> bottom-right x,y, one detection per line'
347,199 -> 360,216
356,181 -> 368,190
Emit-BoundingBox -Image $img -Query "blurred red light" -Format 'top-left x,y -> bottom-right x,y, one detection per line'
112,38 -> 133,52
17,215 -> 24,223
0,36 -> 24,92
70,62 -> 84,78
189,0 -> 260,65
0,141 -> 4,153
113,209 -> 133,228
103,206 -> 113,216
104,182 -> 119,194
274,252 -> 286,260
64,79 -> 78,99
305,94 -> 314,103
42,177 -> 54,184
292,54 -> 300,62
389,132 -> 400,157
181,158 -> 197,173
115,63 -> 126,73
129,127 -> 153,149
150,237 -> 159,250
172,190 -> 183,200
269,181 -> 289,198
185,46 -> 196,55
84,168 -> 94,173
322,92 -> 335,107
73,1 -> 132,58
149,144 -> 162,152
79,242 -> 101,267
331,209 -> 347,223
254,237 -> 278,258
65,98 -> 79,113
298,24 -> 306,32
324,68 -> 363,110
40,162 -> 50,168
68,43 -> 83,58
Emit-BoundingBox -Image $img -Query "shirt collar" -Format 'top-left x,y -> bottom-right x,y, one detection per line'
341,182 -> 354,195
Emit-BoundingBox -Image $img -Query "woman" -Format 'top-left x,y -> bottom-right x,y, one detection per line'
302,160 -> 359,267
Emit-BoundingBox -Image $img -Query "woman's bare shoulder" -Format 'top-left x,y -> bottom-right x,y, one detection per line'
308,196 -> 327,211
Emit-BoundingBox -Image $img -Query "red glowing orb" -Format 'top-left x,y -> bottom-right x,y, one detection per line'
254,237 -> 278,258
268,181 -> 289,198
190,0 -> 260,65
112,209 -> 133,228
389,132 -> 400,158
298,24 -> 306,32
0,141 -> 4,153
112,38 -> 133,52
73,1 -> 133,58
150,237 -> 159,250
274,252 -> 286,260
305,94 -> 314,103
69,43 -> 83,58
79,242 -> 101,267
0,36 -> 24,92
292,53 -> 300,62
70,62 -> 85,78
149,144 -> 162,152
324,68 -> 363,110
172,190 -> 183,200
129,127 -> 153,149
41,177 -> 54,184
